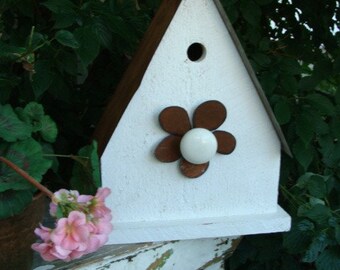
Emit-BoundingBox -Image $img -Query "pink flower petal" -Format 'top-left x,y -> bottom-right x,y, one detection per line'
95,220 -> 113,234
77,195 -> 93,203
60,234 -> 79,251
69,250 -> 86,260
68,211 -> 87,225
95,188 -> 111,201
32,243 -> 59,262
53,245 -> 72,258
71,225 -> 90,242
49,202 -> 57,216
34,224 -> 52,241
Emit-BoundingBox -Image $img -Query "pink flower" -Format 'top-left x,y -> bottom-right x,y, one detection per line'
32,243 -> 59,262
90,187 -> 111,219
50,189 -> 80,216
33,187 -> 113,262
85,219 -> 113,253
51,211 -> 91,252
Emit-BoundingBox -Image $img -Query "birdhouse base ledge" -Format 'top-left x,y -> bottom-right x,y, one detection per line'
108,205 -> 291,244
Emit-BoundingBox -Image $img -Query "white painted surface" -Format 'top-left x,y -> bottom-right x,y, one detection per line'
102,0 -> 291,244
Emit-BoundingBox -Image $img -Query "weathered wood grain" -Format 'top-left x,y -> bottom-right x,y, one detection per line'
33,237 -> 241,270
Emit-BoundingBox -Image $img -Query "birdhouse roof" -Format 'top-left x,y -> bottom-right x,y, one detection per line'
94,0 -> 291,157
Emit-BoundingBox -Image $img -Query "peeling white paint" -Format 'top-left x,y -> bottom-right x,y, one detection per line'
34,237 -> 239,269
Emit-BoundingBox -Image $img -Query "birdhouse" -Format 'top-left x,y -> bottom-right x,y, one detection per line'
94,0 -> 291,245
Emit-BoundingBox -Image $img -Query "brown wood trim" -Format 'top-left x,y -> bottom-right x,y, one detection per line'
93,0 -> 182,156
213,0 -> 292,157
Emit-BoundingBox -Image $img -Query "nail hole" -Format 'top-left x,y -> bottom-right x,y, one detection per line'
187,43 -> 205,62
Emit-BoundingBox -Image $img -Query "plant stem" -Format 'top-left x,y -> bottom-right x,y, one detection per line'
43,154 -> 89,159
0,156 -> 54,199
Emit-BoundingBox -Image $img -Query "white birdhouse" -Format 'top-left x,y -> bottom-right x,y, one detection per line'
94,0 -> 291,245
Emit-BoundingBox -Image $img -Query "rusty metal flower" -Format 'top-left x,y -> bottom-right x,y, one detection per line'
155,100 -> 236,178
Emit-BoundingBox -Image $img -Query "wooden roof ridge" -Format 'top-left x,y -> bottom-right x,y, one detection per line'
94,0 -> 292,157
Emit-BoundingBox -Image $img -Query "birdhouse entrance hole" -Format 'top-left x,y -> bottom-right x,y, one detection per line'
187,43 -> 205,61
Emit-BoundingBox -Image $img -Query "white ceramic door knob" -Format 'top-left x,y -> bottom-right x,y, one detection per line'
180,128 -> 217,164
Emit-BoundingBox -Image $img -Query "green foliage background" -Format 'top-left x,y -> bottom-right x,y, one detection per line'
0,0 -> 339,268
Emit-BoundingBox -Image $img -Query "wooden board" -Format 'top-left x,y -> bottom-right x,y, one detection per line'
33,237 -> 241,270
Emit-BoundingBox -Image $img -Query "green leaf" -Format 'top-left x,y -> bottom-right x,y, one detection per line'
252,53 -> 271,67
306,94 -> 335,116
274,98 -> 291,125
70,141 -> 101,195
297,172 -> 315,188
296,113 -> 314,145
259,72 -> 278,95
299,76 -> 319,91
0,139 -> 52,191
318,136 -> 340,168
16,102 -> 57,140
31,60 -> 54,99
53,13 -> 77,29
302,232 -> 329,263
23,102 -> 44,121
0,41 -> 26,62
0,189 -> 32,219
280,74 -> 299,94
309,197 -> 326,206
74,26 -> 101,67
41,142 -> 59,173
91,19 -> 113,49
283,222 -> 313,253
315,248 -> 340,270
30,32 -> 46,50
42,0 -> 76,14
307,175 -> 328,198
39,115 -> 58,143
55,30 -> 79,49
298,204 -> 332,225
293,140 -> 314,171
335,225 -> 340,245
0,104 -> 32,142
47,73 -> 71,102
259,39 -> 270,51
44,0 -> 79,25
0,75 -> 20,103
280,59 -> 303,75
297,219 -> 315,232
240,0 -> 262,26
105,15 -> 137,43
56,50 -> 78,76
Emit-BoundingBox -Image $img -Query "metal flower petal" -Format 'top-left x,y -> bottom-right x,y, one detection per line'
193,100 -> 226,130
155,135 -> 182,162
159,106 -> 191,136
179,159 -> 209,178
214,131 -> 236,154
